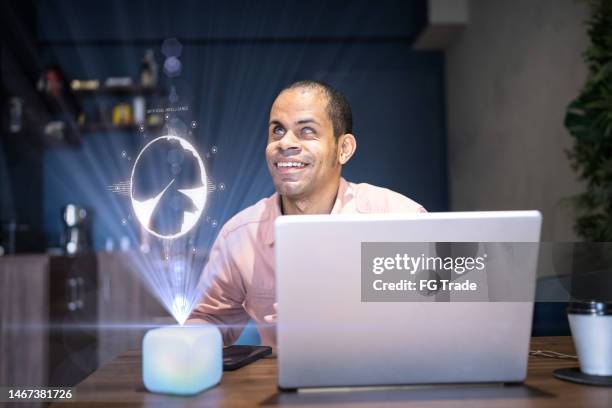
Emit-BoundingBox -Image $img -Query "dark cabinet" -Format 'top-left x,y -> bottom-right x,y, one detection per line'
0,251 -> 168,387
0,255 -> 49,387
48,254 -> 98,386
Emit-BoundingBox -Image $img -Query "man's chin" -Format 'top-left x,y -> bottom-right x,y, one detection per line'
274,180 -> 309,198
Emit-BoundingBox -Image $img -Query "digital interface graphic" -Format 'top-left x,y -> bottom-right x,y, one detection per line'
101,38 -> 228,326
130,135 -> 208,240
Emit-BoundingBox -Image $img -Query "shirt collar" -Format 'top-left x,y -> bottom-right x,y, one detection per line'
263,177 -> 351,246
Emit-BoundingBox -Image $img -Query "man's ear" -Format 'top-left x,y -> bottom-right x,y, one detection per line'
337,133 -> 357,165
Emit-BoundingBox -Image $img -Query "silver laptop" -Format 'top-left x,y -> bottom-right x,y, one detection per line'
275,211 -> 542,389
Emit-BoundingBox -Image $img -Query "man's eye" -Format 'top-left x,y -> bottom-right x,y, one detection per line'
273,126 -> 285,136
301,127 -> 315,135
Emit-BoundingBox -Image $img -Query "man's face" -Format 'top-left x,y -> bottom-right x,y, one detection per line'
266,88 -> 340,199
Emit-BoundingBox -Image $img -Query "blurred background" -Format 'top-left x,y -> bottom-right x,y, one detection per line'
0,0 -> 598,390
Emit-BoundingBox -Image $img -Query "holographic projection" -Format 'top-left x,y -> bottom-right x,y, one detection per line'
105,38 -> 225,326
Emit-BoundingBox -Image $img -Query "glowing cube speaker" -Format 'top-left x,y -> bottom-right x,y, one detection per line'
142,325 -> 222,395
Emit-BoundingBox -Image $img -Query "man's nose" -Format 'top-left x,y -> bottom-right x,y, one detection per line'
278,130 -> 300,151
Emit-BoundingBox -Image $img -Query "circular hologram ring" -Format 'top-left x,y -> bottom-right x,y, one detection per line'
130,135 -> 208,240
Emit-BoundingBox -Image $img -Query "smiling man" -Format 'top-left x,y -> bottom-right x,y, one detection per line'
188,80 -> 426,346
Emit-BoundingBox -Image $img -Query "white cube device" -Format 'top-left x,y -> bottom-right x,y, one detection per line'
142,325 -> 223,395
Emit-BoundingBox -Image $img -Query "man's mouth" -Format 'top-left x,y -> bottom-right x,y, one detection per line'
274,160 -> 309,170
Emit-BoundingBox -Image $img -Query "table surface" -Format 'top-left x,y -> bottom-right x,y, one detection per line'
51,336 -> 612,408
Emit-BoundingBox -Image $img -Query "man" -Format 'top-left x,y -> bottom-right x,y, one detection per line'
188,80 -> 425,345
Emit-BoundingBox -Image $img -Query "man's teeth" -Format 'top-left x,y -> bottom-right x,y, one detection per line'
277,162 -> 305,168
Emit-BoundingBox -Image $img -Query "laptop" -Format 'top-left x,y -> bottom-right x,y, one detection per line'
275,211 -> 542,390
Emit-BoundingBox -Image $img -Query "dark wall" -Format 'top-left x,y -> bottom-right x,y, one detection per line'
37,0 -> 427,41
1,0 -> 46,252
38,0 -> 448,250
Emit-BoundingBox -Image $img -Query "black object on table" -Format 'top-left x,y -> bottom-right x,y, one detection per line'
223,345 -> 272,371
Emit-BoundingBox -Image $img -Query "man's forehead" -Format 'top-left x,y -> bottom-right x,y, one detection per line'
270,87 -> 329,121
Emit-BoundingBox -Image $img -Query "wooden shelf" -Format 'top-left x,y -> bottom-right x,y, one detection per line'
79,122 -> 164,133
39,84 -> 167,145
73,85 -> 166,97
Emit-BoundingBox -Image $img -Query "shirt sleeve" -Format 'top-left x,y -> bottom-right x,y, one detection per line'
187,231 -> 251,345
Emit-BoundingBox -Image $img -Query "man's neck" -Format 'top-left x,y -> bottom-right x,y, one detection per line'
281,178 -> 341,215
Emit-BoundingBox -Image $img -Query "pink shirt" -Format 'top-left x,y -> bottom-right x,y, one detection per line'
188,178 -> 426,346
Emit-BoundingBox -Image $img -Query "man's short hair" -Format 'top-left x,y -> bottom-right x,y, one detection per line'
281,80 -> 353,139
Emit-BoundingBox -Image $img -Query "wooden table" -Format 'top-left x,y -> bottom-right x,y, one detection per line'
52,337 -> 612,407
